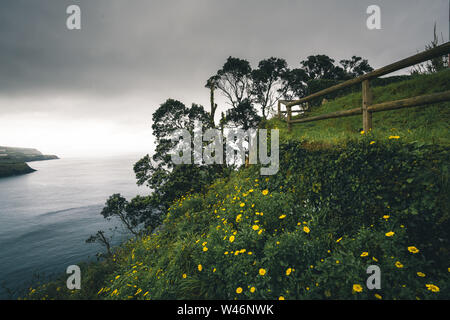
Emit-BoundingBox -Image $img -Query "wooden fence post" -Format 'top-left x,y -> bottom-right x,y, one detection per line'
287,105 -> 292,132
362,80 -> 373,132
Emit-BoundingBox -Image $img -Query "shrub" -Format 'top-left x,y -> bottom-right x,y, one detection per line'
24,136 -> 449,300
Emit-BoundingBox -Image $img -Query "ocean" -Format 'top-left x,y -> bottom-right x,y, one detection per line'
0,155 -> 148,299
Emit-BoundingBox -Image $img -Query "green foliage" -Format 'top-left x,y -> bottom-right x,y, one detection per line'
212,56 -> 253,108
24,136 -> 449,300
339,56 -> 374,79
209,54 -> 375,119
134,99 -> 225,213
23,66 -> 449,302
221,99 -> 262,130
251,57 -> 289,119
300,54 -> 346,80
412,24 -> 449,74
275,69 -> 450,146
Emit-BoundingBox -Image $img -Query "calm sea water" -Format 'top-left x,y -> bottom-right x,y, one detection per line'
0,155 -> 148,299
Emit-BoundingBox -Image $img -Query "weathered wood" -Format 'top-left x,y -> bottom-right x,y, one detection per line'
288,90 -> 450,125
368,90 -> 450,113
289,107 -> 362,124
280,110 -> 305,114
362,80 -> 373,131
286,41 -> 450,108
287,105 -> 292,132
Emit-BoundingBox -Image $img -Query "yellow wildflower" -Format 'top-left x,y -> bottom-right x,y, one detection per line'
361,252 -> 369,257
303,226 -> 310,234
259,268 -> 266,276
279,214 -> 286,219
353,284 -> 363,293
286,268 -> 292,276
385,231 -> 395,237
395,261 -> 404,268
250,287 -> 256,293
425,284 -> 440,292
408,246 -> 419,254
229,235 -> 235,243
417,272 -> 426,277
252,225 -> 259,231
262,189 -> 269,196
198,264 -> 203,272
236,287 -> 243,294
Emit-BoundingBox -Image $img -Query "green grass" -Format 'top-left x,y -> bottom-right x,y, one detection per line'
269,70 -> 450,146
19,70 -> 450,301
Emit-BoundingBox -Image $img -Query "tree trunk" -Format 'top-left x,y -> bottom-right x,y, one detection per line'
210,86 -> 217,127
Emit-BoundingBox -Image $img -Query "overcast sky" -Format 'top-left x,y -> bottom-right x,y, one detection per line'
0,0 -> 448,157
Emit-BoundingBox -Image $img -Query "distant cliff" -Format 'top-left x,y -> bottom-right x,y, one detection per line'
0,146 -> 59,178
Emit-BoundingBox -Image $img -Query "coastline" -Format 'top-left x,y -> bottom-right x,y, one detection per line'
0,146 -> 59,178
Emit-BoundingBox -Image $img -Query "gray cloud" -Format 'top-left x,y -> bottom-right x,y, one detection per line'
0,0 -> 448,155
1,1 -> 447,96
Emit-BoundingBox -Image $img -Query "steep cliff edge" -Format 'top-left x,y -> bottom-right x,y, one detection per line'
0,146 -> 59,178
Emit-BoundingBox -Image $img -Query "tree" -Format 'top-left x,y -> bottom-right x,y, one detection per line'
340,56 -> 374,78
86,230 -> 113,257
100,194 -> 141,237
281,68 -> 309,100
300,54 -> 345,80
251,57 -> 289,119
99,194 -> 162,236
134,99 -> 225,212
151,99 -> 210,167
205,76 -> 218,127
220,99 -> 261,130
213,57 -> 252,108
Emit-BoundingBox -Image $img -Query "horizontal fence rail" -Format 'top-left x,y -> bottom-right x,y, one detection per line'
278,42 -> 450,132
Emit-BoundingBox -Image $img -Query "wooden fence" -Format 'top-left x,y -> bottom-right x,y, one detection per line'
278,42 -> 450,132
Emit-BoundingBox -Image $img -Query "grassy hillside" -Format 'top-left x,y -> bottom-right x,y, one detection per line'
21,72 -> 450,301
268,70 -> 450,146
